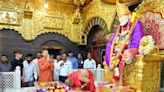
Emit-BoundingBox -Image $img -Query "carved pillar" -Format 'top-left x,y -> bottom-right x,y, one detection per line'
123,54 -> 163,92
133,55 -> 144,92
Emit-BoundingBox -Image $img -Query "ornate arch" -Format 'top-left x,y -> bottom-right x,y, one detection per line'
85,17 -> 109,35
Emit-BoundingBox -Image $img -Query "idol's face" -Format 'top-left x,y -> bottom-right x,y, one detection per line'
119,15 -> 130,26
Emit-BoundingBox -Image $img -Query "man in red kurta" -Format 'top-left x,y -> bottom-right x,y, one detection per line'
65,69 -> 95,92
38,49 -> 54,82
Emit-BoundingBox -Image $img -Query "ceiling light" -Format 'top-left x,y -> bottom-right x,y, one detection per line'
44,2 -> 48,9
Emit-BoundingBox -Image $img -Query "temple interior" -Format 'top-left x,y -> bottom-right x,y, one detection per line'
0,0 -> 164,92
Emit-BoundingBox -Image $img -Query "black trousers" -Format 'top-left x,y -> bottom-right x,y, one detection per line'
59,76 -> 67,83
22,81 -> 34,87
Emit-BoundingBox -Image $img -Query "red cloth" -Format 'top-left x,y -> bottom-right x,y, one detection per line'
68,70 -> 95,92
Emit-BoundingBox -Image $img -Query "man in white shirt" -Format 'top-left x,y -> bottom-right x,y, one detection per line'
84,53 -> 96,69
58,53 -> 72,83
32,52 -> 42,76
53,55 -> 61,81
22,54 -> 37,87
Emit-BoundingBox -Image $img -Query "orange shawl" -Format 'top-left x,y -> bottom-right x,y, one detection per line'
38,57 -> 54,82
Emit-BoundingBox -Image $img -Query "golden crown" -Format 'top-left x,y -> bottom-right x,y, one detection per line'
116,0 -> 131,17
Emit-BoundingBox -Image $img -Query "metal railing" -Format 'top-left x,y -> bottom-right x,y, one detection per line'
0,66 -> 21,90
0,65 -> 105,91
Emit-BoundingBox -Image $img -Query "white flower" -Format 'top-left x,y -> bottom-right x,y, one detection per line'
139,35 -> 154,55
114,67 -> 119,76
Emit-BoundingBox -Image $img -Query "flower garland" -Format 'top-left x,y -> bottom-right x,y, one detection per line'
139,35 -> 154,55
36,82 -> 70,92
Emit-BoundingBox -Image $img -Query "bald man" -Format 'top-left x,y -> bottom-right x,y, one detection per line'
65,69 -> 95,92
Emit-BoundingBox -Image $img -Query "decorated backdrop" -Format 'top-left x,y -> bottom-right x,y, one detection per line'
141,11 -> 164,49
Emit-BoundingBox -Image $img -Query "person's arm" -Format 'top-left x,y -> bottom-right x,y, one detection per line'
50,62 -> 54,71
83,60 -> 87,68
38,58 -> 51,71
130,21 -> 144,49
93,60 -> 96,69
33,64 -> 38,81
81,60 -> 84,68
128,20 -> 143,56
56,61 -> 60,70
68,61 -> 73,74
105,32 -> 117,67
9,62 -> 12,71
75,58 -> 78,69
21,67 -> 25,83
11,61 -> 15,71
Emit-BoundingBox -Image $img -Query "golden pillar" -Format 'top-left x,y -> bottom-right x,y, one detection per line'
123,47 -> 164,92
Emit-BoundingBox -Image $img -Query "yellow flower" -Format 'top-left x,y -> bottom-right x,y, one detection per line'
60,89 -> 65,92
55,89 -> 65,92
49,90 -> 53,92
130,12 -> 137,23
116,86 -> 123,92
119,86 -> 123,91
40,83 -> 46,87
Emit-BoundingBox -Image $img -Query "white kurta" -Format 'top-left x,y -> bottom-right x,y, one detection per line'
32,58 -> 39,76
53,59 -> 60,81
58,60 -> 72,77
23,60 -> 37,82
83,59 -> 96,69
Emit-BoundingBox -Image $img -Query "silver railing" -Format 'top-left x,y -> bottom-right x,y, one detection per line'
0,66 -> 21,90
0,65 -> 105,91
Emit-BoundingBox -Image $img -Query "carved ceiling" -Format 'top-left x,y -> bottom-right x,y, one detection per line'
101,0 -> 140,5
0,0 -> 141,11
53,0 -> 91,6
1,0 -> 141,8
48,0 -> 140,6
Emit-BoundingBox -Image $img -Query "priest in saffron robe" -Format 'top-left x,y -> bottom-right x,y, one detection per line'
38,49 -> 54,82
65,69 -> 95,92
105,1 -> 144,85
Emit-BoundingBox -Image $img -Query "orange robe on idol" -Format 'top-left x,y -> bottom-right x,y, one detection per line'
38,57 -> 54,82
